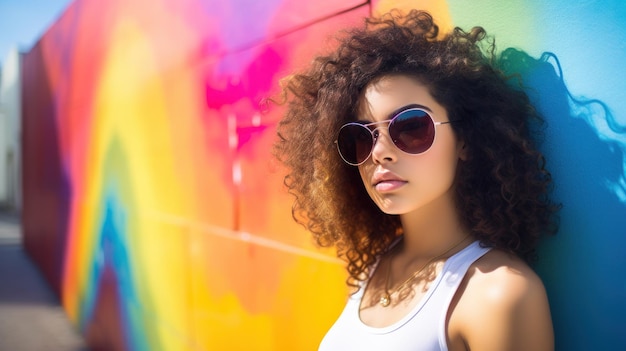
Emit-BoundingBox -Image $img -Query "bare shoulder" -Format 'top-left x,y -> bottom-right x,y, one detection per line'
447,249 -> 554,351
466,249 -> 546,301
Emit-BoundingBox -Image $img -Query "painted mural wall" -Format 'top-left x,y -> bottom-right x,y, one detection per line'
20,0 -> 625,350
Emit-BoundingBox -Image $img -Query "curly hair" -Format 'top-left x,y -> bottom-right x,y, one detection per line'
274,10 -> 560,289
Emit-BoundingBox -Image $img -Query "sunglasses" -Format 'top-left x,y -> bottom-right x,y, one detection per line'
335,105 -> 456,166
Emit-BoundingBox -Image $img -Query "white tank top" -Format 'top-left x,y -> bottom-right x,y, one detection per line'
319,241 -> 491,351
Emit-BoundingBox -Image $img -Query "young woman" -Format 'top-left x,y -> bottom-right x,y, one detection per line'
274,10 -> 559,351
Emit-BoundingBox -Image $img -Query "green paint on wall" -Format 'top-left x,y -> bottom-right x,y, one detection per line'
447,0 -> 543,55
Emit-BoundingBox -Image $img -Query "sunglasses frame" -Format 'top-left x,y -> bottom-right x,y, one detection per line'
335,106 -> 455,166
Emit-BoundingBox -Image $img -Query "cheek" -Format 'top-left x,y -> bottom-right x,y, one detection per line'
426,155 -> 459,187
420,143 -> 462,189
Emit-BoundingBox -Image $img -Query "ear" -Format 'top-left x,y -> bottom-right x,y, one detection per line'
457,140 -> 468,161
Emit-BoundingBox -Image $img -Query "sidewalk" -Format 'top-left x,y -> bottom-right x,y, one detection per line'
0,210 -> 88,351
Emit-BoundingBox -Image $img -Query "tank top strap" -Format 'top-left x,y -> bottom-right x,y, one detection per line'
436,241 -> 491,349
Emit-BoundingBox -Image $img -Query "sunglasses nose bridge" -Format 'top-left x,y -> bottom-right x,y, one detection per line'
368,122 -> 398,163
368,120 -> 392,139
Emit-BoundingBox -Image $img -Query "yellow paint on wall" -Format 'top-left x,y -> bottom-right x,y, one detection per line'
62,17 -> 197,341
373,0 -> 454,34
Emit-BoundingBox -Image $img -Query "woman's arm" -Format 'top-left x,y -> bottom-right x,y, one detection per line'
451,251 -> 554,351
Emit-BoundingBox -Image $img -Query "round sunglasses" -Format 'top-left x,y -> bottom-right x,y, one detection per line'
335,105 -> 457,166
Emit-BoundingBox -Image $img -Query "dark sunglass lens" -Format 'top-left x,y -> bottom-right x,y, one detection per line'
389,109 -> 435,154
337,124 -> 373,165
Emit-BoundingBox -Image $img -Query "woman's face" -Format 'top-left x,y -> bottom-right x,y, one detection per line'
356,75 -> 465,215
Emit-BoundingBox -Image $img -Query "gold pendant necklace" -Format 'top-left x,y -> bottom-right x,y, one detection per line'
379,235 -> 469,307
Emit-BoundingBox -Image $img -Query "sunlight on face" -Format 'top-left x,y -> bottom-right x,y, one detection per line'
356,75 -> 465,216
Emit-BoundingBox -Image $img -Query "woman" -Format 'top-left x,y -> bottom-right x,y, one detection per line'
274,10 -> 559,350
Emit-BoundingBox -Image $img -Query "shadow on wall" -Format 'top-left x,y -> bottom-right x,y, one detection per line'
498,48 -> 626,350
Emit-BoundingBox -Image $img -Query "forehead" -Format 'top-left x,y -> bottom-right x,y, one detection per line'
357,75 -> 440,120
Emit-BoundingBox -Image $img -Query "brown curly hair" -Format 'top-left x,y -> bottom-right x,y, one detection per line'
273,10 -> 559,288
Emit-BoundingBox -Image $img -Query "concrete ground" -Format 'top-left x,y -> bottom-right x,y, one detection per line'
0,210 -> 88,351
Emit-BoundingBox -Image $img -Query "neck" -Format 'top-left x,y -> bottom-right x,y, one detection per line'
397,190 -> 470,263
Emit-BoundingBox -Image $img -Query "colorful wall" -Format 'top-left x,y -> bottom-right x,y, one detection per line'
20,0 -> 625,350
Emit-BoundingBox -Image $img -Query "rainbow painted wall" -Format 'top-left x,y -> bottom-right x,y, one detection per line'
20,0 -> 625,350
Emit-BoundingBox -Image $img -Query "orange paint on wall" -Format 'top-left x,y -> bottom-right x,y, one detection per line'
372,0 -> 454,34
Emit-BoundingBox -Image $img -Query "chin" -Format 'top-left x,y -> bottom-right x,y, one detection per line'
376,202 -> 412,215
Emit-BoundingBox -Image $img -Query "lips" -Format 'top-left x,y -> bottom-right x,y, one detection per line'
372,171 -> 407,192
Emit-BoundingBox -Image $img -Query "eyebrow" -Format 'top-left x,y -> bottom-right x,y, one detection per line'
389,103 -> 433,119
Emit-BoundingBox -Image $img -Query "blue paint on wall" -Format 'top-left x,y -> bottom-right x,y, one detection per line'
449,1 -> 626,348
498,47 -> 626,350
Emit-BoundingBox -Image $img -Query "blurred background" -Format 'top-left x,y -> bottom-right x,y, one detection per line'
0,0 -> 624,350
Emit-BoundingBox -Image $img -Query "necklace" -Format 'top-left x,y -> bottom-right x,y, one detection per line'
379,235 -> 470,307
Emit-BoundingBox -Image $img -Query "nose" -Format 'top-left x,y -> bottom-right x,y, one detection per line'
370,127 -> 397,164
